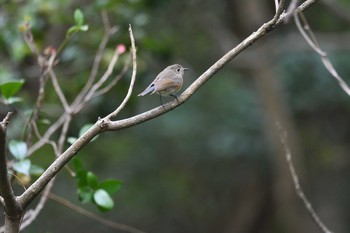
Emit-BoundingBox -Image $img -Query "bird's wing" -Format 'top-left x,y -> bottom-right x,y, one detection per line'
153,72 -> 182,93
137,83 -> 155,96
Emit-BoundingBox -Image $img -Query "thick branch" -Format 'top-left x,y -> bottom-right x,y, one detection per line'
18,122 -> 104,209
0,112 -> 23,233
0,112 -> 18,212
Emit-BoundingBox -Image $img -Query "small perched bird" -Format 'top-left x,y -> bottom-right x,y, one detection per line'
138,64 -> 188,107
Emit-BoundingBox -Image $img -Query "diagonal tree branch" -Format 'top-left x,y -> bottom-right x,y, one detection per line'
17,0 -> 320,210
294,11 -> 350,96
49,193 -> 147,233
105,25 -> 137,119
277,123 -> 333,233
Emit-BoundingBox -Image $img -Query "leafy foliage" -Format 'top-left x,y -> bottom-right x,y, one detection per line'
67,123 -> 99,144
72,158 -> 122,211
67,9 -> 89,36
9,140 -> 44,178
0,79 -> 25,104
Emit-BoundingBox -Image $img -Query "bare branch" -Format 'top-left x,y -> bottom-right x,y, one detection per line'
27,114 -> 66,156
274,0 -> 280,13
21,25 -> 40,56
49,193 -> 147,233
93,60 -> 131,98
19,179 -> 55,231
72,11 -> 118,109
294,13 -> 326,56
277,123 -> 333,233
284,0 -> 299,22
105,25 -> 137,119
48,70 -> 71,113
26,67 -> 48,147
57,115 -> 72,154
0,112 -> 22,231
294,11 -> 350,96
78,48 -> 122,110
19,120 -> 104,209
278,0 -> 319,23
0,112 -> 17,210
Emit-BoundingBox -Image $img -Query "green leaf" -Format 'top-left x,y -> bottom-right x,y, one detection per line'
74,9 -> 84,25
87,171 -> 98,189
0,79 -> 25,99
93,189 -> 114,210
79,124 -> 98,142
76,170 -> 88,188
67,25 -> 79,36
29,164 -> 44,176
78,25 -> 89,31
72,157 -> 84,172
99,179 -> 122,195
38,118 -> 51,125
79,124 -> 92,136
78,187 -> 93,203
9,140 -> 27,160
13,159 -> 31,176
3,97 -> 23,104
67,137 -> 77,144
72,158 -> 89,188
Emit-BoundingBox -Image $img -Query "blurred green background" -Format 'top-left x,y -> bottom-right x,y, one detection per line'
1,0 -> 350,232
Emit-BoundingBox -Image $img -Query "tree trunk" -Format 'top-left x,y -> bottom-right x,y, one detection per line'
4,214 -> 22,233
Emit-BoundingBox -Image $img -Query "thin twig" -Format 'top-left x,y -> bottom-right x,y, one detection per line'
78,48 -> 121,110
57,115 -> 72,154
31,120 -> 60,156
22,26 -> 40,56
19,179 -> 55,231
49,193 -> 147,233
276,123 -> 333,233
278,0 -> 319,24
294,13 -> 326,56
25,42 -> 57,148
93,60 -> 131,98
48,70 -> 71,113
1,112 -> 14,127
27,114 -> 66,156
25,66 -> 48,147
284,0 -> 299,22
105,25 -> 137,119
294,11 -> 350,96
72,11 -> 118,109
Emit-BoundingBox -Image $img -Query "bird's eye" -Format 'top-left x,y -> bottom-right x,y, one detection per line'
177,68 -> 181,73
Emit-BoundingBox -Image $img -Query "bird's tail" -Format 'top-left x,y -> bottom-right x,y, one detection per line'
138,85 -> 155,96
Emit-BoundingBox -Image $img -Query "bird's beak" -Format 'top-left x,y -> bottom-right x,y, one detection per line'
184,68 -> 189,71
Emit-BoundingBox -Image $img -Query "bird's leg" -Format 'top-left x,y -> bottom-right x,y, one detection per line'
159,95 -> 165,109
170,94 -> 179,102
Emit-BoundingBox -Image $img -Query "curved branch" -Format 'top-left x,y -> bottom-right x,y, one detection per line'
277,123 -> 333,233
105,25 -> 137,119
